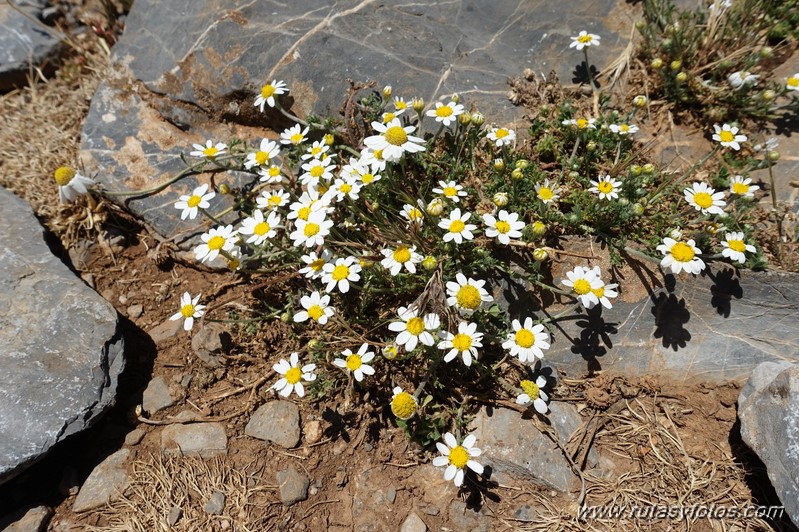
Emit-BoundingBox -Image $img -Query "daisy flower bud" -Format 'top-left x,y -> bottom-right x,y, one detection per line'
412,97 -> 425,112
531,221 -> 547,237
382,85 -> 392,98
390,387 -> 418,420
493,159 -> 505,171
422,255 -> 438,270
632,95 -> 647,108
533,247 -> 549,262
511,168 -> 524,180
493,192 -> 509,207
470,112 -> 485,126
651,58 -> 664,69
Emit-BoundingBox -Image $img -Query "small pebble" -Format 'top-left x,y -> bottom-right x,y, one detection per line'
167,506 -> 182,526
387,486 -> 396,504
203,491 -> 226,515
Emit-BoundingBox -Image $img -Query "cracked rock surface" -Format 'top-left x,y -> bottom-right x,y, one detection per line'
0,187 -> 124,485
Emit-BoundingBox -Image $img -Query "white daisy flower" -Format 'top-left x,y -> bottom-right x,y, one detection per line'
712,123 -> 747,150
190,140 -> 227,160
588,266 -> 618,310
486,127 -> 516,147
501,317 -> 550,362
256,188 -> 290,211
400,202 -> 425,226
381,243 -> 422,276
561,117 -> 596,129
194,225 -> 238,263
432,433 -> 484,487
393,96 -> 409,111
432,180 -> 468,203
381,109 -> 405,123
169,292 -> 206,331
333,343 -> 375,382
257,164 -> 284,184
535,179 -> 561,204
301,140 -> 332,161
254,80 -> 287,111
358,148 -> 388,174
684,182 -> 726,215
425,100 -> 465,127
570,30 -> 600,50
290,210 -> 334,248
729,176 -> 759,198
656,237 -> 706,275
390,387 -> 418,420
388,306 -> 440,351
728,71 -> 759,90
300,158 -> 335,186
280,124 -> 309,146
272,352 -> 316,398
721,231 -> 756,264
609,123 -> 639,135
53,166 -> 95,204
326,177 -> 362,202
244,138 -> 280,169
287,189 -> 330,222
438,321 -> 483,366
786,74 -> 799,92
589,175 -> 623,201
299,249 -> 331,280
174,184 -> 215,220
438,208 -> 477,244
239,210 -> 280,246
516,376 -> 549,414
445,273 -> 493,315
294,290 -> 335,325
482,210 -> 524,245
363,118 -> 426,161
321,256 -> 361,293
561,266 -> 604,308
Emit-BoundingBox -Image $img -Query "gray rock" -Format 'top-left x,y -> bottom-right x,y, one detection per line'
386,485 -> 396,504
245,401 -> 301,448
738,363 -> 799,525
161,423 -> 227,457
191,322 -> 229,368
126,304 -> 144,319
0,505 -> 52,532
0,188 -> 124,484
147,318 -> 182,345
203,491 -> 226,515
166,506 -> 182,526
470,404 -> 578,492
124,428 -> 146,446
496,261 -> 799,384
448,500 -> 491,532
80,0 -> 636,245
0,1 -> 63,90
399,511 -> 427,532
142,376 -> 175,414
276,466 -> 309,506
72,449 -> 131,513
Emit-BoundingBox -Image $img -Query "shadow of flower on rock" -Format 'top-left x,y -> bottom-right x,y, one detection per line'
570,306 -> 618,374
708,266 -> 743,318
572,61 -> 600,88
651,275 -> 691,350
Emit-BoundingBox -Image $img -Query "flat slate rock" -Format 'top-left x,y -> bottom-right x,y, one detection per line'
497,260 -> 799,384
160,423 -> 228,457
0,0 -> 63,90
0,187 -> 124,485
72,449 -> 131,513
80,0 -> 636,245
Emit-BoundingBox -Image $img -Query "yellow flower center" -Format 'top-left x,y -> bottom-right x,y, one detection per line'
254,222 -> 270,236
228,257 -> 240,270
578,35 -> 593,43
269,166 -> 281,177
374,149 -> 384,160
180,304 -> 195,318
449,220 -> 466,233
207,235 -> 226,251
332,264 -> 350,281
307,305 -> 324,321
573,279 -> 591,295
456,285 -> 481,309
298,206 -> 311,221
340,183 -> 352,194
728,239 -> 746,252
260,84 -> 276,98
719,130 -> 734,143
407,208 -> 422,221
383,112 -> 396,123
309,258 -> 325,271
203,146 -> 219,157
452,333 -> 472,352
435,105 -> 453,117
361,173 -> 375,184
187,195 -> 202,208
54,166 -> 76,186
693,192 -> 713,209
393,246 -> 411,263
310,166 -> 324,178
311,146 -> 322,156
732,182 -> 750,195
593,286 -> 605,298
384,126 -> 408,146
346,354 -> 363,371
515,329 -> 535,348
671,242 -> 695,262
290,133 -> 304,144
405,317 -> 425,336
576,118 -> 589,128
495,128 -> 509,138
598,181 -> 614,194
268,195 -> 282,207
789,77 -> 799,87
495,220 -> 511,234
519,379 -> 539,398
255,151 -> 269,165
448,445 -> 469,468
620,124 -> 630,132
443,186 -> 458,197
285,367 -> 302,385
303,222 -> 320,237
538,187 -> 553,200
391,392 -> 417,419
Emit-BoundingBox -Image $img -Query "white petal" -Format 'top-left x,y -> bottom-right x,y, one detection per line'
445,464 -> 457,481
467,460 -> 484,474
432,456 -> 449,467
444,432 -> 458,448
